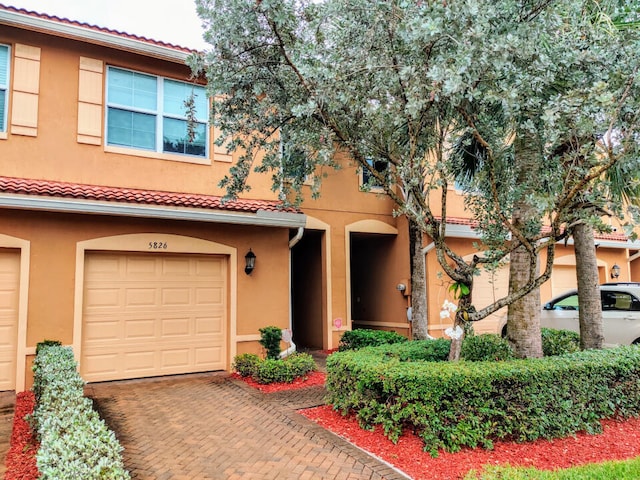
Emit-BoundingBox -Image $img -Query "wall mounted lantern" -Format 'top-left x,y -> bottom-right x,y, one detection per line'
610,263 -> 620,279
245,249 -> 256,275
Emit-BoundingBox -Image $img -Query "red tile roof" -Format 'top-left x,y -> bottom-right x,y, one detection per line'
0,176 -> 297,214
0,3 -> 194,53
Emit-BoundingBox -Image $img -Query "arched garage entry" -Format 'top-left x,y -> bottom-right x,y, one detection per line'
73,234 -> 236,383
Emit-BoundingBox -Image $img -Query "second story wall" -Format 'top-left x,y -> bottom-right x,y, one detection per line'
0,23 -> 280,200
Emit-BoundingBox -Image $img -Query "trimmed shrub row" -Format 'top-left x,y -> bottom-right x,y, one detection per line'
337,328 -> 579,361
233,352 -> 316,384
338,328 -> 408,351
326,343 -> 640,456
32,343 -> 130,479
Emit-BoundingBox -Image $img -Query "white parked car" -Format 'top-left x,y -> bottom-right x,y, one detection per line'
540,282 -> 640,346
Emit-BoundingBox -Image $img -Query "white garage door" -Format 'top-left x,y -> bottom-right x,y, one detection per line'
0,250 -> 19,391
81,252 -> 227,382
551,265 -> 577,299
471,263 -> 509,335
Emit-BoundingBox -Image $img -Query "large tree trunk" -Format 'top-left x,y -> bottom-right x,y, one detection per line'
573,222 -> 604,349
409,219 -> 429,340
448,291 -> 472,361
507,236 -> 543,358
507,136 -> 543,358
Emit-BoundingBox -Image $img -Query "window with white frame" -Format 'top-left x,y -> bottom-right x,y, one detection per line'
360,158 -> 388,191
106,67 -> 208,157
0,44 -> 9,133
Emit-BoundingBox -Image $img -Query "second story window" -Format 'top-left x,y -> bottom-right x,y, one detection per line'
0,44 -> 9,133
361,158 -> 388,192
106,67 -> 208,158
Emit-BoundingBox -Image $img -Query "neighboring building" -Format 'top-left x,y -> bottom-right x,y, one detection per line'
0,5 -> 638,393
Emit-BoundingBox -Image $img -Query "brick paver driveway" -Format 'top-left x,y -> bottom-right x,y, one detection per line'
86,373 -> 409,480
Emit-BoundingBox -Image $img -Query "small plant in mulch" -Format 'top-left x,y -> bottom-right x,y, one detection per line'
232,351 -> 321,391
233,326 -> 321,391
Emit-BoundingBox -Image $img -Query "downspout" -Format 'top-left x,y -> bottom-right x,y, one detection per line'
420,242 -> 435,338
281,227 -> 305,358
422,242 -> 435,255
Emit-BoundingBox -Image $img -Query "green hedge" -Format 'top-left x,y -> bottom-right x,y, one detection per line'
233,352 -> 316,384
338,328 -> 408,351
325,342 -> 640,456
541,328 -> 580,356
460,334 -> 514,361
32,344 -> 130,479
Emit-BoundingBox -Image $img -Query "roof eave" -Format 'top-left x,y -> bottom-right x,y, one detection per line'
0,9 -> 191,64
0,194 -> 307,229
444,223 -> 640,250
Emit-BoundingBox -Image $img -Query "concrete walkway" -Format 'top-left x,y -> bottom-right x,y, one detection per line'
86,372 -> 409,480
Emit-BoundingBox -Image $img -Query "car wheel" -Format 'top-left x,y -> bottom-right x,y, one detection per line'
633,338 -> 640,345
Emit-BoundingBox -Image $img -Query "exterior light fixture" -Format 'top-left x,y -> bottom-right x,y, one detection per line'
244,249 -> 256,275
611,263 -> 620,279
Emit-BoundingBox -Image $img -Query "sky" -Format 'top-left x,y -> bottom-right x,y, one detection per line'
4,0 -> 209,50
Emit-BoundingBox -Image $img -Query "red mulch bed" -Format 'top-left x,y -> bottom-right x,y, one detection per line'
300,405 -> 640,479
4,391 -> 39,480
232,371 -> 326,393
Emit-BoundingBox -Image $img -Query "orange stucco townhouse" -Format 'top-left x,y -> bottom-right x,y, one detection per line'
1,5 -> 639,393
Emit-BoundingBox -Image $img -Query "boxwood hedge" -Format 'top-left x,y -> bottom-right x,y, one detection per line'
325,342 -> 640,456
32,344 -> 130,479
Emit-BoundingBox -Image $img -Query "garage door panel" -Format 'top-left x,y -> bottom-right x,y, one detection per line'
0,359 -> 13,387
162,258 -> 192,276
196,287 -> 223,305
125,319 -> 156,339
82,353 -> 119,376
82,252 -> 227,382
84,320 -> 121,342
471,264 -> 509,335
85,287 -> 121,308
161,349 -> 191,368
126,257 -> 158,276
123,350 -> 157,373
161,317 -> 191,337
195,346 -> 222,365
196,258 -> 223,276
125,288 -> 157,306
86,256 -> 120,278
551,265 -> 577,299
0,251 -> 19,391
162,288 -> 191,306
196,316 -> 222,334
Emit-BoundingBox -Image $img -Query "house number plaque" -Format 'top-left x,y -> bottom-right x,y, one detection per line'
148,241 -> 168,250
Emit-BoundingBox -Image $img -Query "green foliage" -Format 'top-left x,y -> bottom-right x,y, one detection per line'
32,344 -> 130,479
449,282 -> 470,299
326,343 -> 640,456
35,339 -> 62,356
338,329 -> 408,352
233,353 -> 261,377
541,328 -> 581,357
461,334 -> 515,362
259,326 -> 282,360
252,353 -> 316,384
464,456 -> 640,479
193,0 -> 640,336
